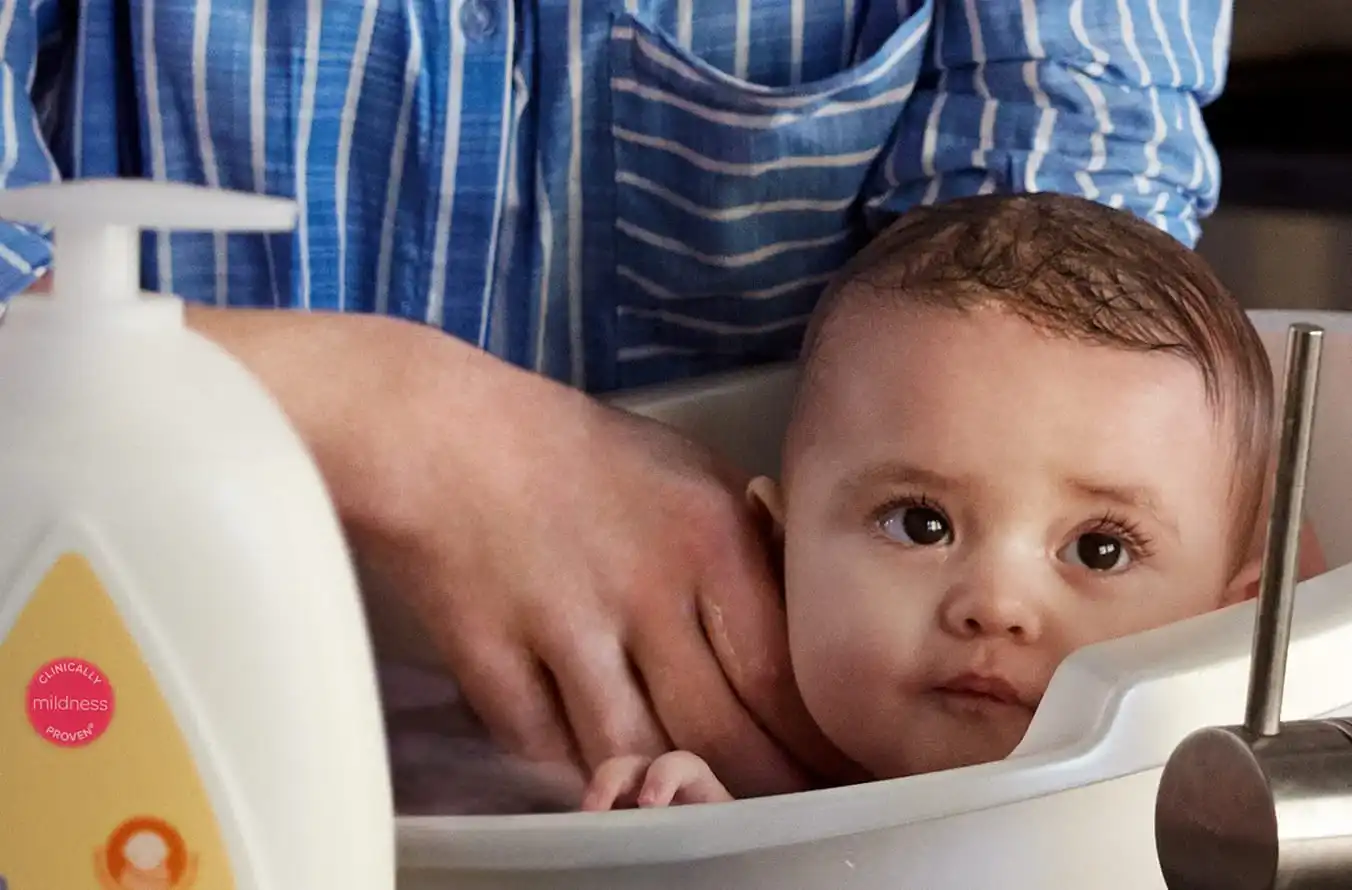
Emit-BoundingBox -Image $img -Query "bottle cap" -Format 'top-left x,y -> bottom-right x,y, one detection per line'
0,179 -> 297,304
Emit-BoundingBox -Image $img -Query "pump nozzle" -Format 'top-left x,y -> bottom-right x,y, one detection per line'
0,179 -> 298,305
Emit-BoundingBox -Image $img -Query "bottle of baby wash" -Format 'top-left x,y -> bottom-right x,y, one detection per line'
0,180 -> 394,890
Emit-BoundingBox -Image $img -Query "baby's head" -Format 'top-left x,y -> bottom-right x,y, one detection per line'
753,193 -> 1274,780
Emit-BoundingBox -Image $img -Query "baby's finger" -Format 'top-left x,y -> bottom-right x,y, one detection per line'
637,751 -> 730,807
579,755 -> 651,811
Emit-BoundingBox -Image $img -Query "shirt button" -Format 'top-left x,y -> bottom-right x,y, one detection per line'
459,0 -> 498,41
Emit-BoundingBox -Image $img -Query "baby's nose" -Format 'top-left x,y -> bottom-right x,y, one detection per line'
940,582 -> 1044,643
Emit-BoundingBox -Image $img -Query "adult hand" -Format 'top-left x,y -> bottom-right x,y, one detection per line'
188,304 -> 858,799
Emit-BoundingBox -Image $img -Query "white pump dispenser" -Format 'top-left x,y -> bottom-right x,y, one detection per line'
0,179 -> 395,890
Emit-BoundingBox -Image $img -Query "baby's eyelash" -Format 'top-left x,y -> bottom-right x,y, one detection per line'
869,493 -> 945,523
1089,511 -> 1155,559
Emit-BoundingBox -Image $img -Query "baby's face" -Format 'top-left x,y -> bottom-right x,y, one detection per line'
778,303 -> 1253,779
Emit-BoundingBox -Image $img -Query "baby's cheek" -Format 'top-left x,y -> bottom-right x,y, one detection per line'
787,577 -> 927,750
1100,564 -> 1230,644
787,630 -> 872,763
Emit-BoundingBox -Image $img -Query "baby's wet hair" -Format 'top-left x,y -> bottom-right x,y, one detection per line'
796,192 -> 1274,572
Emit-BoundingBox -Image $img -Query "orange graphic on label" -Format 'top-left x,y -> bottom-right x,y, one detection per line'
96,817 -> 199,890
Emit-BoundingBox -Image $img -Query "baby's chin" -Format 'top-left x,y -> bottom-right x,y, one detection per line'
844,705 -> 1033,781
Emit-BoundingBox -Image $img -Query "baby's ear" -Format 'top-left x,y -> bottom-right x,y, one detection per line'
1224,519 -> 1329,606
745,476 -> 786,539
746,476 -> 786,600
1224,557 -> 1263,607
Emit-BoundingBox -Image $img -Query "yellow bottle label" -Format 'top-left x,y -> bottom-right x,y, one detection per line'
0,552 -> 235,890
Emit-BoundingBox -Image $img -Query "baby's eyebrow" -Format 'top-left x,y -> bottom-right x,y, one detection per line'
1065,477 -> 1177,533
838,460 -> 971,499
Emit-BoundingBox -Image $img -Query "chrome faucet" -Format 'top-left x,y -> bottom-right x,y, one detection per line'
1154,323 -> 1352,890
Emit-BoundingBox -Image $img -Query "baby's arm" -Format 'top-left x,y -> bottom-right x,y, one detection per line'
581,752 -> 734,810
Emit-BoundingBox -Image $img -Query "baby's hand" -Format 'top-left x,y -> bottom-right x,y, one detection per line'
580,752 -> 734,810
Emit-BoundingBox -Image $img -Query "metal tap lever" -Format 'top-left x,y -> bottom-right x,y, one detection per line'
1154,323 -> 1352,890
1245,323 -> 1324,739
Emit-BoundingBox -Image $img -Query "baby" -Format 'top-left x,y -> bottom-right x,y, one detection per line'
579,191 -> 1325,809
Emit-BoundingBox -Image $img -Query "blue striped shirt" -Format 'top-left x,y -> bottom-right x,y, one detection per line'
1,0 -> 1230,392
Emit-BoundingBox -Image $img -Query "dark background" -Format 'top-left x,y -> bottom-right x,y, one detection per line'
1196,6 -> 1352,311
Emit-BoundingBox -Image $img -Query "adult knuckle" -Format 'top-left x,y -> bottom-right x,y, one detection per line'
662,464 -> 729,522
672,484 -> 742,559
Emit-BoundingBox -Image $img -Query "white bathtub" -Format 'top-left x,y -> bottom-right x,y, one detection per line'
395,309 -> 1352,890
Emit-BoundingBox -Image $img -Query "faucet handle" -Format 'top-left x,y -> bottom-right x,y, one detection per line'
1244,322 -> 1324,738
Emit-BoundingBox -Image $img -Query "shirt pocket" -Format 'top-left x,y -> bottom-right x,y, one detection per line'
607,0 -> 931,388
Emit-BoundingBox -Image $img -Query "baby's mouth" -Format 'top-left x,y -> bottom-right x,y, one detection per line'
933,673 -> 1037,711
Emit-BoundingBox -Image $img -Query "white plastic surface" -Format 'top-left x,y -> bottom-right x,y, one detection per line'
396,309 -> 1352,890
0,179 -> 297,305
0,182 -> 394,889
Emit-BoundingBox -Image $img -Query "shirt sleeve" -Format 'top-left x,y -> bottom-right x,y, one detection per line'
866,0 -> 1232,248
0,0 -> 65,300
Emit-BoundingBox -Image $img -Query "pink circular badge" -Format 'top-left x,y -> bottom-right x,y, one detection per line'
26,657 -> 115,748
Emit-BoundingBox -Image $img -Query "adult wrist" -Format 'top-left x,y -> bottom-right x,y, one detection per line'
391,327 -> 600,528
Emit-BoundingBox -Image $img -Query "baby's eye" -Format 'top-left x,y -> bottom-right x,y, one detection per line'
1060,532 -> 1131,572
879,504 -> 953,546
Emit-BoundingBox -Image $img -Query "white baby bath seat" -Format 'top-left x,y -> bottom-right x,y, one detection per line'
394,309 -> 1352,890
